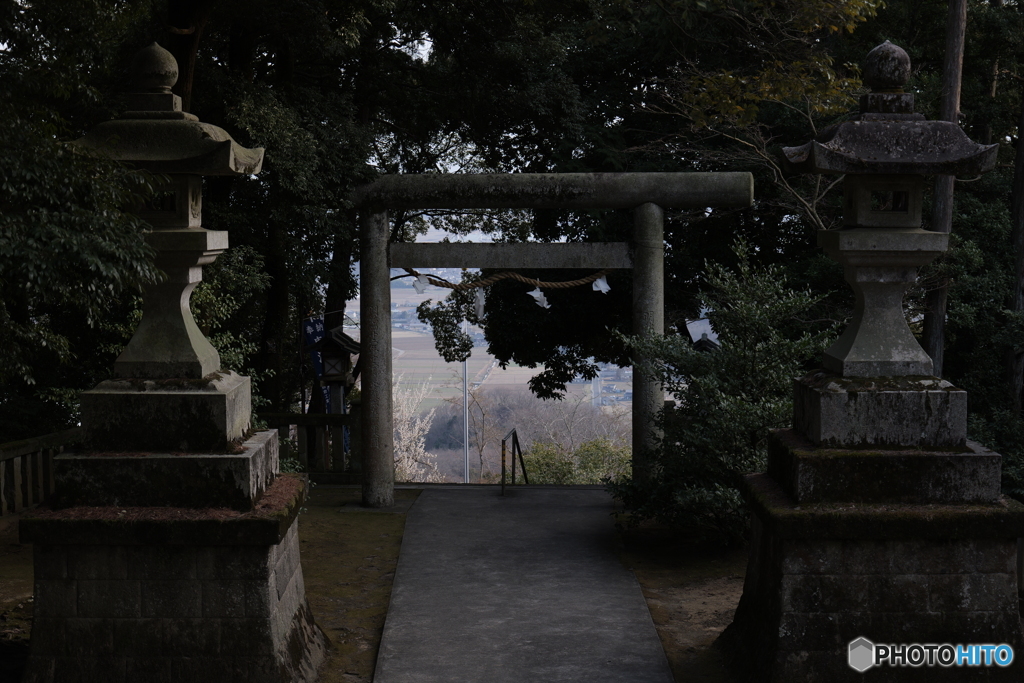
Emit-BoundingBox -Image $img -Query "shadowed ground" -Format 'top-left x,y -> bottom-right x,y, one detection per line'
373,487 -> 674,683
0,484 -> 744,683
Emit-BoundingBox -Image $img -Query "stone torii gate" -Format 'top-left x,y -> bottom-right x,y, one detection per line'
350,172 -> 753,507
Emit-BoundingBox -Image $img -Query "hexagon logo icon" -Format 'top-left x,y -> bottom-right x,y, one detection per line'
848,637 -> 875,672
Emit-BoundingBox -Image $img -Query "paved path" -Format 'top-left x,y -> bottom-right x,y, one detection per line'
374,487 -> 674,683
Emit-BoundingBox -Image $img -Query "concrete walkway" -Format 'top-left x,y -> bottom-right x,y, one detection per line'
374,487 -> 674,683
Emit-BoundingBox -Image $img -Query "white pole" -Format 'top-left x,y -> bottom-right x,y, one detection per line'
463,319 -> 470,483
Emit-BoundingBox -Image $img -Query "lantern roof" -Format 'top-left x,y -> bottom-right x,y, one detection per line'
782,41 -> 996,176
74,43 -> 264,176
311,326 -> 361,356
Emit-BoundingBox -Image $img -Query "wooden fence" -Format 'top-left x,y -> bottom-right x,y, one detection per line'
0,427 -> 84,516
258,406 -> 362,482
0,409 -> 364,515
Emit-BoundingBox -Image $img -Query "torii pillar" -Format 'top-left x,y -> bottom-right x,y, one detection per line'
353,172 -> 753,507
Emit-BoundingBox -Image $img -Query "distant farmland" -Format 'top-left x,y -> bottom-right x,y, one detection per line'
390,330 -> 492,408
347,285 -> 630,410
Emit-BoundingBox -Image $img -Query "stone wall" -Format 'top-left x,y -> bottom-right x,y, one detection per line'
754,530 -> 1019,681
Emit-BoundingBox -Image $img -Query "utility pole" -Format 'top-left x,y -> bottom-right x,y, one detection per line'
463,318 -> 470,484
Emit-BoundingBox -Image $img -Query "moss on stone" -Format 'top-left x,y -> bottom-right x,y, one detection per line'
772,428 -> 970,455
798,369 -> 961,393
742,473 -> 1024,540
21,473 -> 308,546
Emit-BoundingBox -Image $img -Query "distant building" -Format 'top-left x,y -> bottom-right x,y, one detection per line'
693,332 -> 720,353
685,318 -> 719,349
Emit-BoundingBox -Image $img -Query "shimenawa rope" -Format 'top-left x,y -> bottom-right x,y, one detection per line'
395,268 -> 610,290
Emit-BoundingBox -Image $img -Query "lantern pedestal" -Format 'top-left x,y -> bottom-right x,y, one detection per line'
19,473 -> 327,683
793,372 -> 967,450
766,427 -> 1002,505
51,429 -> 277,511
723,374 -> 1024,681
723,467 -> 1024,682
80,371 -> 252,453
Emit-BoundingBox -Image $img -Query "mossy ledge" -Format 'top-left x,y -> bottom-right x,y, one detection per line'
798,369 -> 961,393
125,371 -> 227,391
80,426 -> 257,455
772,427 -> 980,455
19,473 -> 307,546
740,473 -> 1024,540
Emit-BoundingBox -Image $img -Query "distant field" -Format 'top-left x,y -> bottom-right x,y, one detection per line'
348,286 -> 631,410
351,282 -> 462,313
389,330 -> 490,407
484,363 -> 536,388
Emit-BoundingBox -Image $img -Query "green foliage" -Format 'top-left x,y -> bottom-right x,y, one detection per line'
279,457 -> 306,474
0,0 -> 164,439
0,126 -> 159,385
931,168 -> 1024,500
415,276 -> 479,363
0,101 -> 160,386
192,245 -> 271,374
608,241 -> 836,542
523,438 -> 631,485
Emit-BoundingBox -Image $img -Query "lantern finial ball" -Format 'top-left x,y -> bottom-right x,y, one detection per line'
129,42 -> 178,93
863,41 -> 911,92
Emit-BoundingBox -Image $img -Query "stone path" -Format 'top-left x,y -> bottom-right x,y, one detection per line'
373,487 -> 674,683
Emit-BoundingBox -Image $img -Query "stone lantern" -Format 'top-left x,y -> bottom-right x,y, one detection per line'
720,42 -> 1024,681
316,326 -> 360,386
782,40 -> 996,383
73,42 -> 263,453
19,43 -> 326,683
312,326 -> 361,473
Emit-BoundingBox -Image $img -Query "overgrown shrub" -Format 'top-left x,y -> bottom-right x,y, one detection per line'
607,241 -> 836,543
523,438 -> 631,485
279,457 -> 306,474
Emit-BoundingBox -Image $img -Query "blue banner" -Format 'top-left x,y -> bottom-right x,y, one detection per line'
302,317 -> 331,413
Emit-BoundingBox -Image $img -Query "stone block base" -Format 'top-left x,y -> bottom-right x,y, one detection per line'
53,430 -> 278,511
767,429 -> 1001,505
80,371 -> 251,452
794,371 -> 966,449
720,473 -> 1024,682
18,475 -> 326,683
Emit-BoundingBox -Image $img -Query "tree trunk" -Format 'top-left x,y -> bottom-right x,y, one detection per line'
166,0 -> 216,112
922,0 -> 968,378
229,18 -> 256,84
260,220 -> 291,410
324,214 -> 356,332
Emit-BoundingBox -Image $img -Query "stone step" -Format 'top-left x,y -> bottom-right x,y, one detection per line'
768,429 -> 1000,505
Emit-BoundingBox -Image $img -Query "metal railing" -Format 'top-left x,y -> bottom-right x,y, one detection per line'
0,427 -> 84,515
500,428 -> 528,495
258,406 -> 362,478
